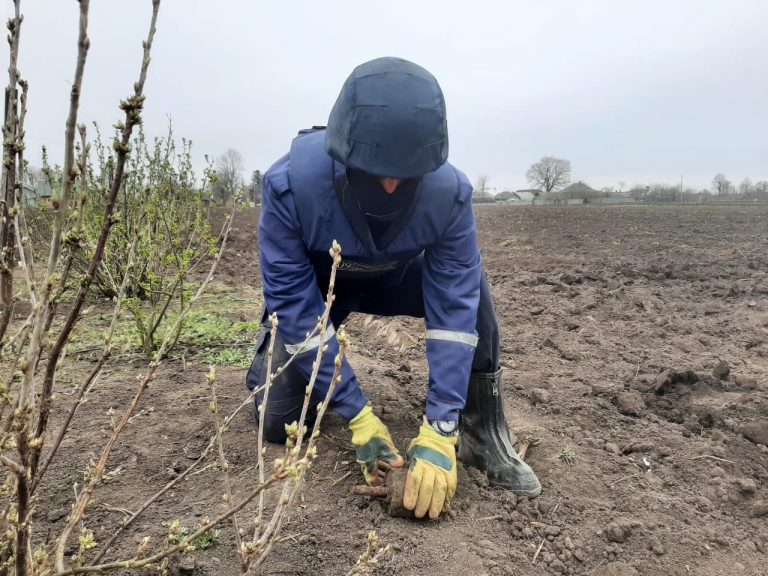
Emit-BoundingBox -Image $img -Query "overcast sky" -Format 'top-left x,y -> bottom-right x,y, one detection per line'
4,0 -> 767,192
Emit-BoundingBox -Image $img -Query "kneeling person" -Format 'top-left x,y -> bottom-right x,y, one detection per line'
247,57 -> 541,519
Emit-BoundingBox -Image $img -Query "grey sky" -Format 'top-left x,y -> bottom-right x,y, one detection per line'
4,0 -> 767,192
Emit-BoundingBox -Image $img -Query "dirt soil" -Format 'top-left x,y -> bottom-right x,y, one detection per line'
35,205 -> 768,575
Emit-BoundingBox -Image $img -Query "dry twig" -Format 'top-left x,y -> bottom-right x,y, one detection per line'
690,454 -> 735,464
532,538 -> 545,564
208,368 -> 243,560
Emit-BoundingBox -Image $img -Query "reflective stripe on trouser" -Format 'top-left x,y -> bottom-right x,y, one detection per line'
283,325 -> 336,355
246,311 -> 323,444
425,329 -> 479,347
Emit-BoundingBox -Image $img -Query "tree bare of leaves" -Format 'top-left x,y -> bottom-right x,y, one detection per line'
712,173 -> 732,196
249,169 -> 263,204
214,147 -> 244,206
526,156 -> 571,194
474,174 -> 491,197
755,181 -> 768,200
738,178 -> 753,197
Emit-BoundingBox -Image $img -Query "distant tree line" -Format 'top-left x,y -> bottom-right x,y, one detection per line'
471,156 -> 767,205
627,174 -> 768,203
710,174 -> 767,199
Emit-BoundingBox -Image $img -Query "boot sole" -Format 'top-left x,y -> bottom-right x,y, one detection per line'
487,479 -> 542,498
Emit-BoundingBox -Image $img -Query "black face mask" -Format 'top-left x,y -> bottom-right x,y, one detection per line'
346,168 -> 421,221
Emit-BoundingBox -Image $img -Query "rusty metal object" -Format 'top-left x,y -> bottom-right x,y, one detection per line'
352,466 -> 413,517
353,485 -> 388,498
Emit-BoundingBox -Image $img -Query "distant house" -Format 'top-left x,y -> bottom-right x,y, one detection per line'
471,194 -> 496,204
22,180 -> 53,206
493,190 -> 516,202
559,181 -> 601,200
512,189 -> 540,204
628,187 -> 649,201
494,189 -> 540,205
540,181 -> 601,205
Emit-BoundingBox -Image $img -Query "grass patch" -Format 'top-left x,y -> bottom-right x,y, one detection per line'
558,447 -> 577,465
167,524 -> 222,551
199,347 -> 254,368
68,281 -> 262,366
172,310 -> 260,347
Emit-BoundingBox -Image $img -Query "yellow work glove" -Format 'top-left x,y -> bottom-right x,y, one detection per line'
403,423 -> 458,519
349,405 -> 404,486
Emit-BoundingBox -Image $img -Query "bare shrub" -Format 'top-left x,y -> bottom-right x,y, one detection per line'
0,3 -> 389,575
81,122 -> 219,357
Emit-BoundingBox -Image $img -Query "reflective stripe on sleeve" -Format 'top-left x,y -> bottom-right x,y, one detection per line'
284,325 -> 336,355
425,329 -> 479,347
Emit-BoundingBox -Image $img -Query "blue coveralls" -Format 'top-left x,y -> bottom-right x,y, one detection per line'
247,130 -> 500,442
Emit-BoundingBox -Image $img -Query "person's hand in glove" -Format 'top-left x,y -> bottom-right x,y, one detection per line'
349,405 -> 404,486
403,420 -> 458,519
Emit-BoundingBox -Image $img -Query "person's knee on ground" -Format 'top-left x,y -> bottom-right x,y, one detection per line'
246,325 -> 317,445
256,395 -> 317,444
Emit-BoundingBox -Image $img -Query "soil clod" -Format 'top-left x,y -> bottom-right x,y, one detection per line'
750,501 -> 768,518
616,391 -> 645,417
713,359 -> 731,381
592,562 -> 639,576
604,520 -> 634,543
739,422 -> 768,446
653,369 -> 700,394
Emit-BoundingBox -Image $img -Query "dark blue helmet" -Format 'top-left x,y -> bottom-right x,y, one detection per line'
325,57 -> 449,179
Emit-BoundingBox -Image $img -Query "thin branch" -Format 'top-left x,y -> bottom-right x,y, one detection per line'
246,243 -> 345,572
31,229 -> 141,495
0,454 -> 25,476
32,0 -> 160,483
248,326 -> 348,572
13,77 -> 36,308
532,538 -> 545,564
207,368 -> 243,561
91,236 -> 322,567
253,315 -> 278,544
48,1 -> 159,569
1,43 -> 29,547
690,454 -> 735,465
56,173 -> 230,572
297,240 -> 343,449
0,0 -> 22,348
0,311 -> 32,425
345,532 -> 392,576
19,0 -> 89,475
56,470 -> 287,576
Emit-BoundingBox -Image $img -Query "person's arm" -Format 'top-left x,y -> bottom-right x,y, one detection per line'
403,172 -> 479,518
258,156 -> 367,420
422,173 -> 481,423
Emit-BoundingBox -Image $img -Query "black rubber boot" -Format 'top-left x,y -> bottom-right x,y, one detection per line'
458,370 -> 542,497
